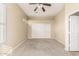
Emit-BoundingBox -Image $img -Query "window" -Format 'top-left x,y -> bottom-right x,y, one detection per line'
0,4 -> 6,43
32,23 -> 51,38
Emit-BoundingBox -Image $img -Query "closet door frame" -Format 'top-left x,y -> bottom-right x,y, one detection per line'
65,10 -> 79,51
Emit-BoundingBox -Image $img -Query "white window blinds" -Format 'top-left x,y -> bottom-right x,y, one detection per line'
0,4 -> 6,43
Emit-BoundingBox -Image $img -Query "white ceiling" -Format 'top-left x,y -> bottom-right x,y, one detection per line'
18,3 -> 64,18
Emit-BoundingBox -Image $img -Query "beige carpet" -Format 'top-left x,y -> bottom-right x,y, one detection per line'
12,39 -> 66,56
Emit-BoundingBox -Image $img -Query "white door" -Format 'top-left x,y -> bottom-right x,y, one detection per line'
70,16 -> 79,51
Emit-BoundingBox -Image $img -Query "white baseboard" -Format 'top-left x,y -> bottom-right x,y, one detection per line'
65,47 -> 69,51
13,39 -> 26,51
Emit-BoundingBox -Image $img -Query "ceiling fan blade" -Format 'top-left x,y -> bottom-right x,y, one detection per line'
29,3 -> 37,5
43,3 -> 51,6
34,7 -> 38,11
42,7 -> 45,12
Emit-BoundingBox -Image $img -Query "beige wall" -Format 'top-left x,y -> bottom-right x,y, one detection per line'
27,18 -> 55,39
6,4 -> 28,48
54,8 -> 65,45
65,3 -> 79,15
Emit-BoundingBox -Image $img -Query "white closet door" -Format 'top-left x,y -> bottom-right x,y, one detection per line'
32,23 -> 51,38
70,16 -> 79,51
0,4 -> 6,43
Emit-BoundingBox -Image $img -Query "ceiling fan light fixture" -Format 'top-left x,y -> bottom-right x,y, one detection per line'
29,3 -> 51,13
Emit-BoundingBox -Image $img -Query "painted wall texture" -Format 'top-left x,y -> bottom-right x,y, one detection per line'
6,4 -> 28,48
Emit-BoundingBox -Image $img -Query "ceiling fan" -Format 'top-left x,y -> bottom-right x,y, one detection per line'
29,3 -> 51,12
